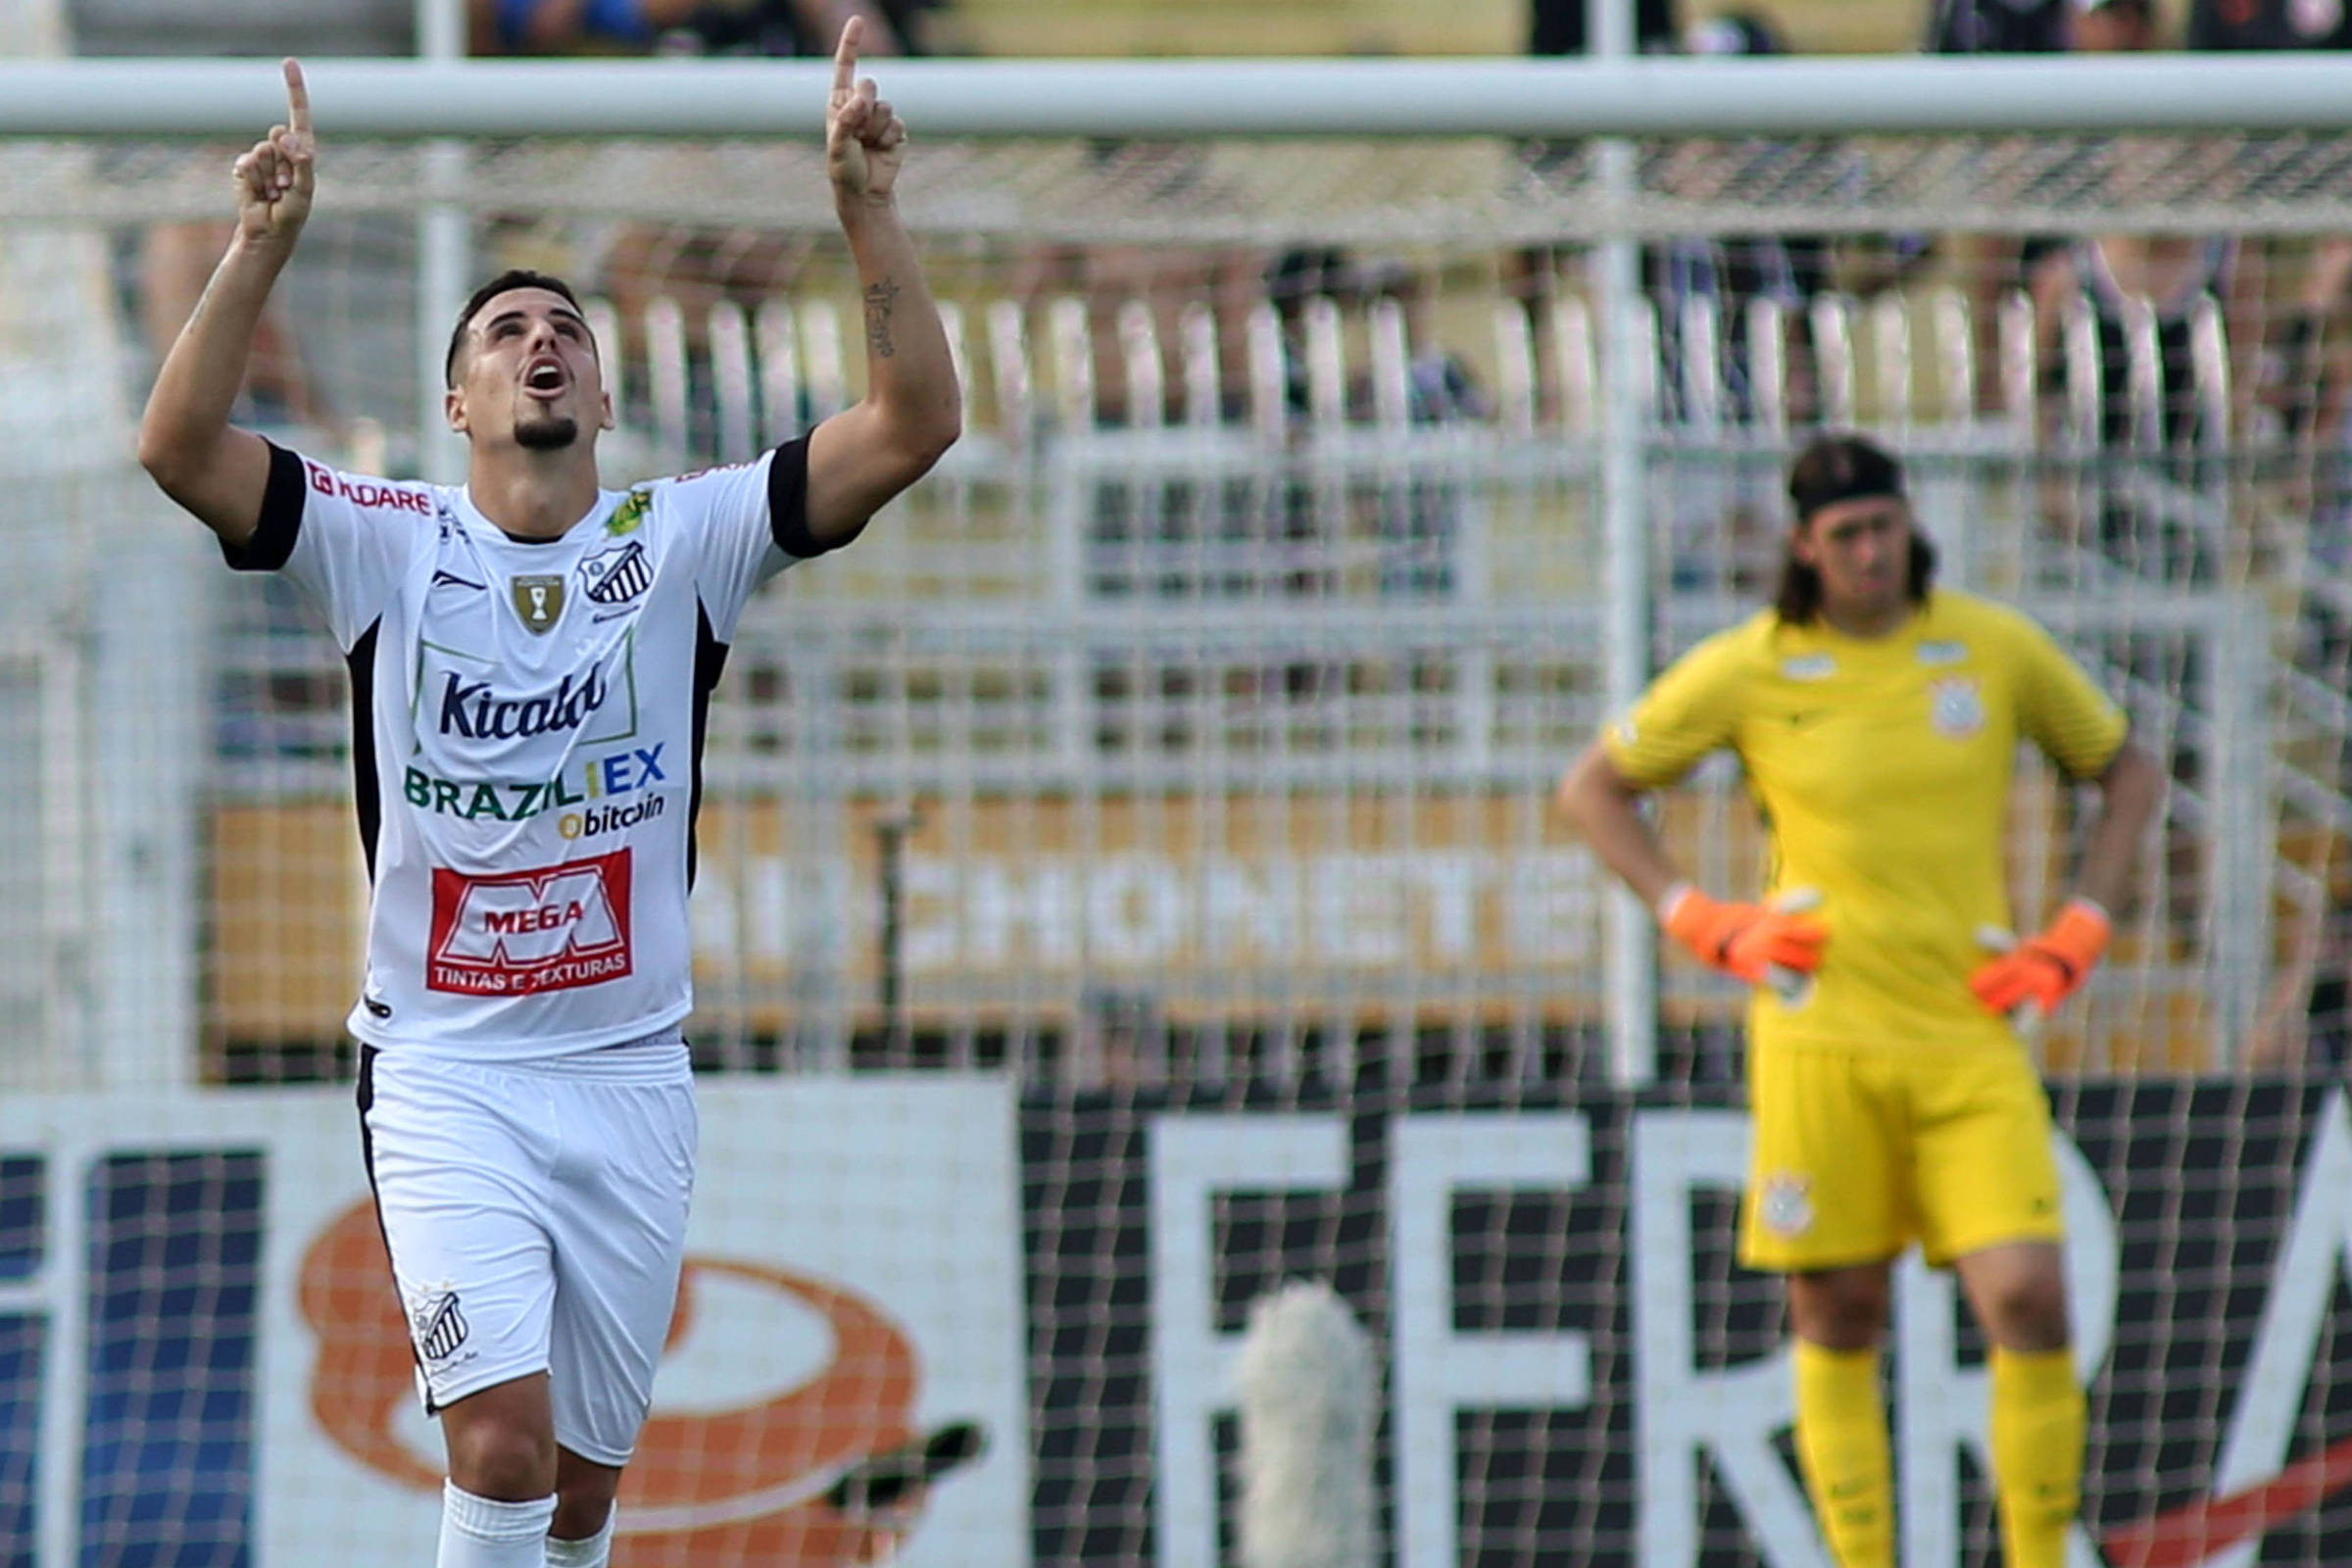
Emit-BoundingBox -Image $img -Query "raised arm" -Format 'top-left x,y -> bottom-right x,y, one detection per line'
802,17 -> 962,550
137,59 -> 317,547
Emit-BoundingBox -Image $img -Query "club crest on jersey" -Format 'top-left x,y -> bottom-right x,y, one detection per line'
1930,676 -> 1986,738
582,541 -> 652,608
511,574 -> 565,634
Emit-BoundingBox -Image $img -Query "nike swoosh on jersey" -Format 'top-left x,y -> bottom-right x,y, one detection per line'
430,569 -> 487,591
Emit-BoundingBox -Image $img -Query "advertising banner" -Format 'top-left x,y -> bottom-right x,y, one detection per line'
1019,1079 -> 2352,1568
0,1077 -> 1029,1568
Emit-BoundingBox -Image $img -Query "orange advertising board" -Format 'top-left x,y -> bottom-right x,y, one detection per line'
206,792 -> 1617,1043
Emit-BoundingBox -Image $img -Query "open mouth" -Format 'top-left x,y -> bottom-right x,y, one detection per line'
523,358 -> 567,398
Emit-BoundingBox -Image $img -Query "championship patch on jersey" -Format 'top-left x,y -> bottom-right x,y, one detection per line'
582,540 -> 652,608
426,849 -> 633,996
1930,676 -> 1986,739
512,574 -> 565,635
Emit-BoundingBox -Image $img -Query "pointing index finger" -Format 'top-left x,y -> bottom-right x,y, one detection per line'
282,58 -> 311,136
832,16 -> 862,97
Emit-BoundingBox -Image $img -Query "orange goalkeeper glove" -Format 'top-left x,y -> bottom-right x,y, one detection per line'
1969,899 -> 2112,1017
1657,885 -> 1828,989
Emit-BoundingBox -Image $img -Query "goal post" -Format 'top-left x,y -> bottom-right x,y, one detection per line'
9,47 -> 2352,1568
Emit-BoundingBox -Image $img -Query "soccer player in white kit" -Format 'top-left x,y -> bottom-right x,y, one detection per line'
136,22 -> 958,1568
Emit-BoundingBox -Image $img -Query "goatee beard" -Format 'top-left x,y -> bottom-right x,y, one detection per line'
516,415 -> 580,451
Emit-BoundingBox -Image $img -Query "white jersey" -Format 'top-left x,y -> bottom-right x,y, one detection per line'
230,439 -> 820,1060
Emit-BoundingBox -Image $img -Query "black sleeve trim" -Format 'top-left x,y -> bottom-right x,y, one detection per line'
220,440 -> 308,572
767,436 -> 839,560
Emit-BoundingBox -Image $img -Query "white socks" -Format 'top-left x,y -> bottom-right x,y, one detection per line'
545,1507 -> 615,1568
438,1482 -> 557,1568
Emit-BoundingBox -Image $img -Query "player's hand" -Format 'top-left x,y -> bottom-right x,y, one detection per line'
826,17 -> 907,204
1658,884 -> 1828,989
231,59 -> 316,252
1969,899 -> 2111,1019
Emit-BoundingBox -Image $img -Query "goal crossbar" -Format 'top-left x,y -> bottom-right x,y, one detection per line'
5,56 -> 2352,140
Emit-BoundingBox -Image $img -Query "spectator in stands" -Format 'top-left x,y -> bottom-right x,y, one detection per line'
2189,0 -> 2352,48
79,0 -> 407,440
471,0 -> 936,57
1652,10 -> 1830,427
1511,0 -> 1681,423
2032,0 -> 2255,574
1872,0 -> 2073,413
139,221 -> 332,432
1528,0 -> 1676,53
1927,0 -> 2068,53
2247,899 -> 2352,1071
2258,237 -> 2352,447
470,1 -> 946,459
2185,0 -> 2352,452
1265,248 -> 1488,427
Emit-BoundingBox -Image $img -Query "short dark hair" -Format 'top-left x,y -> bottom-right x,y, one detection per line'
1773,431 -> 1936,623
444,269 -> 587,387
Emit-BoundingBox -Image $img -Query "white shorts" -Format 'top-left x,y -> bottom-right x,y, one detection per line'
357,1036 -> 697,1467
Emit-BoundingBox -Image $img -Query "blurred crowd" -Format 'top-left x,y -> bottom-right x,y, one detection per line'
90,0 -> 2352,477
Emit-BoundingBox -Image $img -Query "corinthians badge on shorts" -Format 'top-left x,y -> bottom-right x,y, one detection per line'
1759,1172 -> 1814,1238
512,573 -> 565,634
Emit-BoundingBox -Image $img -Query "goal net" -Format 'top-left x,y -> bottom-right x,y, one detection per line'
7,58 -> 2352,1568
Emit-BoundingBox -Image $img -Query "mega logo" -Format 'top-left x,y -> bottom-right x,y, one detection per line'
426,850 -> 632,995
299,1199 -> 939,1566
307,462 -> 433,516
438,666 -> 608,741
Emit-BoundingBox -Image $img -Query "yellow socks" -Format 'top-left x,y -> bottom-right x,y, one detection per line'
1989,1346 -> 2085,1568
1793,1341 -> 1893,1568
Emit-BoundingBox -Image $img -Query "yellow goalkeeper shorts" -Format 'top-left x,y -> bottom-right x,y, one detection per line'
1738,1039 -> 2065,1273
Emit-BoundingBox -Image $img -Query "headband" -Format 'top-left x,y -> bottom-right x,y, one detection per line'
1788,441 -> 1906,521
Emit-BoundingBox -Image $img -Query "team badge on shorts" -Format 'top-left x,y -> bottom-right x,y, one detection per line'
1759,1172 -> 1815,1238
1929,676 -> 1986,739
407,1280 -> 472,1367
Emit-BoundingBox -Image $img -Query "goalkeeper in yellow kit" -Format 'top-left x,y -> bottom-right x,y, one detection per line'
1556,433 -> 2163,1568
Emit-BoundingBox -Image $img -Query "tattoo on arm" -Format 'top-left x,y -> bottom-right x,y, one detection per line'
863,278 -> 900,360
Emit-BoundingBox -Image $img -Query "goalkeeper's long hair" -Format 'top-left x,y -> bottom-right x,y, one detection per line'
1772,430 -> 1937,625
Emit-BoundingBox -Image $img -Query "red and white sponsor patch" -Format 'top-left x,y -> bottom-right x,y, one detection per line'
306,462 -> 433,516
426,850 -> 632,996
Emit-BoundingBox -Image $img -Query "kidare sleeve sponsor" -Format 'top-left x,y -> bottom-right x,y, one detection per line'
426,849 -> 634,997
275,458 -> 438,652
307,465 -> 433,516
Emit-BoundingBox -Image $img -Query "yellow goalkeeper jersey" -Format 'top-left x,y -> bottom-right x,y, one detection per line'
1602,590 -> 2129,1053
